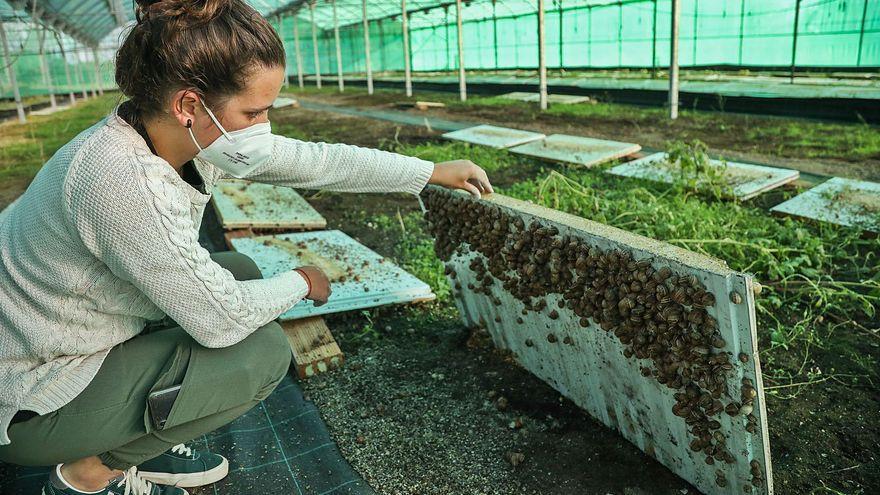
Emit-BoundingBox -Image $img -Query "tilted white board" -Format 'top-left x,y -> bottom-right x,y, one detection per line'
510,134 -> 642,167
423,188 -> 773,495
230,230 -> 435,320
608,152 -> 799,200
770,177 -> 880,233
442,124 -> 546,149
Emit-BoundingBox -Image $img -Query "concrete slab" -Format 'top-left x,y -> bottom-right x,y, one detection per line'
607,152 -> 799,200
510,134 -> 641,167
211,179 -> 326,230
442,124 -> 546,149
770,177 -> 880,233
230,230 -> 435,320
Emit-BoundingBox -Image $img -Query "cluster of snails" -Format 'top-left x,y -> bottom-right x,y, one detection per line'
422,187 -> 763,489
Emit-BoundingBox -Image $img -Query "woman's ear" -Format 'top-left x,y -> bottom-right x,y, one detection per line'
170,89 -> 200,128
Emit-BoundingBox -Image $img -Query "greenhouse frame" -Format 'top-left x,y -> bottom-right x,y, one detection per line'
1,0 -> 878,121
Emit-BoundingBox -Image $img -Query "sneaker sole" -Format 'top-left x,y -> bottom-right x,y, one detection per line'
139,457 -> 229,488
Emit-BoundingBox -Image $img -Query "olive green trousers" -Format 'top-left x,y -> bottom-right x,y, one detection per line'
0,251 -> 292,471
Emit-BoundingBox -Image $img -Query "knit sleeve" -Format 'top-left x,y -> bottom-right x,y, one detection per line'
242,135 -> 435,195
66,154 -> 310,348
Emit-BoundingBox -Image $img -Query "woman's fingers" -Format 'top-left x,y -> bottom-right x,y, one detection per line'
461,180 -> 482,199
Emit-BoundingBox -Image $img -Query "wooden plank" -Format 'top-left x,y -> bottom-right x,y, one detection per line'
211,179 -> 326,230
510,134 -> 642,168
230,230 -> 436,320
442,124 -> 546,149
770,177 -> 880,233
608,152 -> 799,200
281,317 -> 345,379
394,100 -> 446,110
421,186 -> 773,494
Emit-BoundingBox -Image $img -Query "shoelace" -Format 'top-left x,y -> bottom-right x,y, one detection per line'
170,443 -> 194,458
111,466 -> 154,495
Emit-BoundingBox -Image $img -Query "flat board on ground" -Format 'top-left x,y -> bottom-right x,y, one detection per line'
442,124 -> 546,149
509,134 -> 641,167
30,103 -> 72,116
424,187 -> 773,495
211,179 -> 326,230
272,97 -> 299,108
770,177 -> 880,232
230,230 -> 435,320
607,152 -> 799,200
499,92 -> 593,104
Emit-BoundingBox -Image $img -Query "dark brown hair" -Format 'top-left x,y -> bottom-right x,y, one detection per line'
116,0 -> 286,122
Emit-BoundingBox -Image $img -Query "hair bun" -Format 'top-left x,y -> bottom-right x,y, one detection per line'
135,0 -> 230,27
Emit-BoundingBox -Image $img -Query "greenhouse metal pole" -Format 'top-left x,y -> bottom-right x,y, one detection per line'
669,0 -> 680,120
402,0 -> 412,97
557,0 -> 563,68
491,0 -> 498,69
54,32 -> 76,105
651,0 -> 658,78
538,0 -> 547,110
362,0 -> 373,95
738,0 -> 745,65
790,0 -> 801,83
74,41 -> 88,100
332,0 -> 344,92
277,16 -> 288,88
38,26 -> 58,110
293,15 -> 304,88
92,47 -> 103,97
455,0 -> 466,102
0,20 -> 26,123
856,0 -> 868,66
309,2 -> 321,89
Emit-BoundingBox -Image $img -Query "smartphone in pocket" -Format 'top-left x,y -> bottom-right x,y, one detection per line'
147,384 -> 181,431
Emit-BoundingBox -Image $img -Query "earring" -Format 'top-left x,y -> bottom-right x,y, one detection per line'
185,119 -> 192,128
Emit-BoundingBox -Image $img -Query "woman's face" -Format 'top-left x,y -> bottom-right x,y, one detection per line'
191,65 -> 286,147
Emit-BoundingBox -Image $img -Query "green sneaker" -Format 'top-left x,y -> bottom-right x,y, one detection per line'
43,464 -> 188,495
136,443 -> 229,488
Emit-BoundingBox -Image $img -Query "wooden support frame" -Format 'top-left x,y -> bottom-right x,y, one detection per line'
282,317 -> 345,379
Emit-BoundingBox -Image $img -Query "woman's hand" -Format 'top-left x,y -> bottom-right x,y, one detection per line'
429,160 -> 494,199
294,266 -> 331,306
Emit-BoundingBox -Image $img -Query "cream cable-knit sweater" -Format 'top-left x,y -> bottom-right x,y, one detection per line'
0,104 -> 435,446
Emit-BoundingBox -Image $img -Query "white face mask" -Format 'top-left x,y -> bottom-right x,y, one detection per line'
187,100 -> 274,178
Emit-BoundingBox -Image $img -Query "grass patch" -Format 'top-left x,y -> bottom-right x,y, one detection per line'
371,210 -> 451,304
0,95 -> 120,182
